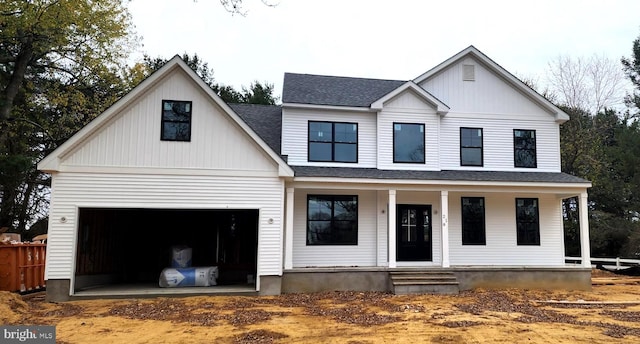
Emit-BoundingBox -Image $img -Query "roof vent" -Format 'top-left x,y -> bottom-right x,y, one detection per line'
462,64 -> 475,81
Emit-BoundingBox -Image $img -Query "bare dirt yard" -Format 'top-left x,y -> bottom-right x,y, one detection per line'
2,269 -> 640,344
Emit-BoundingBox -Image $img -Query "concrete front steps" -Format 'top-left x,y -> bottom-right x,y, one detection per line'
389,270 -> 460,295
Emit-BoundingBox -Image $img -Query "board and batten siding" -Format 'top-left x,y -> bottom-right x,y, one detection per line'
439,115 -> 561,172
377,90 -> 440,170
45,172 -> 285,281
292,189 -> 378,267
419,56 -> 553,116
63,69 -> 277,173
281,108 -> 376,167
447,192 -> 564,266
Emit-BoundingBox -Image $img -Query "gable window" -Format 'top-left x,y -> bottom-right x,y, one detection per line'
514,129 -> 536,168
460,128 -> 483,166
307,195 -> 358,245
393,123 -> 425,163
516,198 -> 540,245
308,121 -> 357,162
161,100 -> 192,141
461,197 -> 486,245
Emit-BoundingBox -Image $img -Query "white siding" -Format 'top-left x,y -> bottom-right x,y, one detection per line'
45,173 -> 284,280
281,108 -> 376,167
64,69 -> 276,172
439,114 -> 561,172
292,190 -> 377,267
448,192 -> 564,266
377,91 -> 440,170
419,56 -> 554,116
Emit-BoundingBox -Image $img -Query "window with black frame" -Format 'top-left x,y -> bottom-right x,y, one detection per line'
393,123 -> 425,163
161,100 -> 192,141
460,127 -> 483,166
516,198 -> 540,245
308,121 -> 357,162
461,197 -> 486,245
307,195 -> 358,245
514,129 -> 536,168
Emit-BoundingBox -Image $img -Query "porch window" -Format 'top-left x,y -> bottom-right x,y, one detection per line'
308,121 -> 358,162
393,123 -> 425,163
516,198 -> 540,245
460,128 -> 483,166
461,197 -> 486,245
307,195 -> 358,245
161,100 -> 192,141
514,129 -> 536,168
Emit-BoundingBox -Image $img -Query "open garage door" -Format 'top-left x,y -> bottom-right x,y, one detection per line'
74,208 -> 258,291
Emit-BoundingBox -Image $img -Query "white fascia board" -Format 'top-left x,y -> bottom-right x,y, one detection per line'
370,81 -> 450,114
38,57 -> 186,171
292,176 -> 591,189
281,102 -> 375,113
37,56 -> 294,177
413,45 -> 569,122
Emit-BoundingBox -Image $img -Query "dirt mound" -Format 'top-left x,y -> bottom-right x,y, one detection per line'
0,291 -> 29,324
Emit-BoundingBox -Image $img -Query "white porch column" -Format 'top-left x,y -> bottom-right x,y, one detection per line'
579,192 -> 591,268
441,190 -> 450,268
284,187 -> 294,270
388,189 -> 397,268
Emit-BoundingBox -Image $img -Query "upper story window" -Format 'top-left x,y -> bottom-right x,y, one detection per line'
307,195 -> 358,245
308,121 -> 358,163
161,100 -> 192,141
516,198 -> 540,245
461,197 -> 486,245
393,123 -> 425,163
514,129 -> 536,168
460,128 -> 483,166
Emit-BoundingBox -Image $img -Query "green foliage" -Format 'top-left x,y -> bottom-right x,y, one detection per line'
136,53 -> 279,105
0,0 -> 136,232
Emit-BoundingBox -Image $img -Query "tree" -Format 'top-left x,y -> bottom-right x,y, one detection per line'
215,0 -> 277,16
0,0 -> 136,234
137,53 -> 278,105
622,34 -> 640,118
545,54 -> 627,115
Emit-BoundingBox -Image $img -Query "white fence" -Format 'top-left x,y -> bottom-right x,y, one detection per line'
566,256 -> 640,270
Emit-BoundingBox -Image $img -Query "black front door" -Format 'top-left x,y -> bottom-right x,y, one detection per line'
396,204 -> 432,261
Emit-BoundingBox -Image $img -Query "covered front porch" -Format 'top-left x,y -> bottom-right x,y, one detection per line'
283,183 -> 592,271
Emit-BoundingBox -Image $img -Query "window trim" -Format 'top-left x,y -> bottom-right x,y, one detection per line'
515,198 -> 540,246
460,127 -> 484,166
392,122 -> 426,164
461,197 -> 486,245
513,129 -> 537,168
307,121 -> 358,163
306,194 -> 358,246
161,100 -> 192,142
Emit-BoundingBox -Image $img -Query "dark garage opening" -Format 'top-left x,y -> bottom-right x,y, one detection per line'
74,208 -> 258,291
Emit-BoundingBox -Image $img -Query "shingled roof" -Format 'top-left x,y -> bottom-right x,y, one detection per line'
282,73 -> 405,107
291,166 -> 591,184
229,103 -> 282,154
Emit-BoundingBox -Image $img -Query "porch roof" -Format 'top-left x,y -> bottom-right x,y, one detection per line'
291,166 -> 590,184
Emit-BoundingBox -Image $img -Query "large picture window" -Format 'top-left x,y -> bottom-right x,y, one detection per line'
514,129 -> 536,168
161,100 -> 192,141
307,195 -> 358,245
516,198 -> 540,245
460,128 -> 483,166
461,197 -> 486,245
308,121 -> 357,162
393,123 -> 425,163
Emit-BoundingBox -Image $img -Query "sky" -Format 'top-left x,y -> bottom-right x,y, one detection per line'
127,0 -> 640,102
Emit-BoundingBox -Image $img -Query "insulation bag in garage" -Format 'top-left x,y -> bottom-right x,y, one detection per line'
170,245 -> 192,268
159,267 -> 218,288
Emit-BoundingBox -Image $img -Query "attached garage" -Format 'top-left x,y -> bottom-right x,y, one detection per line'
74,208 -> 259,292
37,56 -> 294,301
